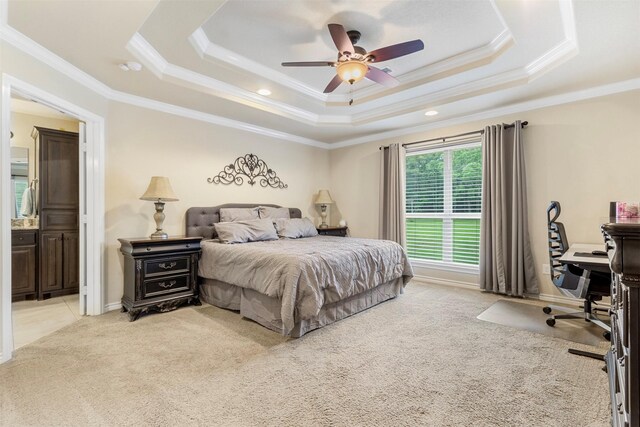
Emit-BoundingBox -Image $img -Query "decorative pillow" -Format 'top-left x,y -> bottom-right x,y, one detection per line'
258,206 -> 291,220
219,207 -> 259,223
214,218 -> 278,244
274,218 -> 318,239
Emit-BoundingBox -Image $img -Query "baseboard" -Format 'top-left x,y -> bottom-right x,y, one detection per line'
104,302 -> 122,312
528,292 -> 611,309
412,274 -> 479,290
413,275 -> 609,309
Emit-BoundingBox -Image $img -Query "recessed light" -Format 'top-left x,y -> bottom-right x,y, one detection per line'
119,61 -> 142,72
257,89 -> 272,96
424,110 -> 439,116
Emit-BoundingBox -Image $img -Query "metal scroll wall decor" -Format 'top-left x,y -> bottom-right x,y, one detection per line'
207,153 -> 288,189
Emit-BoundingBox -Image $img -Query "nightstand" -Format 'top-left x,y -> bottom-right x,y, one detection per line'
118,236 -> 202,321
316,226 -> 348,237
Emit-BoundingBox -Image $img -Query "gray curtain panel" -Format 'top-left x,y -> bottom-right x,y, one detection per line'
379,143 -> 406,246
480,121 -> 538,296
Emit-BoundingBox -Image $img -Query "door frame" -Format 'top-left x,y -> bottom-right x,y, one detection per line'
1,74 -> 105,363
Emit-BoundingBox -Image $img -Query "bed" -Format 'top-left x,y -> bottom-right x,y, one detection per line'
186,204 -> 413,337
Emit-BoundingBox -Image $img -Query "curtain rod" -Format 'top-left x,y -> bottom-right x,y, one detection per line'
378,121 -> 528,150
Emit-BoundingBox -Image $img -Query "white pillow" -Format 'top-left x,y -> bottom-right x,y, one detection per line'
214,219 -> 278,244
219,207 -> 259,223
274,218 -> 318,239
258,206 -> 291,220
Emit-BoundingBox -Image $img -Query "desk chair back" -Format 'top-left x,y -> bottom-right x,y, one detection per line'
547,201 -> 584,297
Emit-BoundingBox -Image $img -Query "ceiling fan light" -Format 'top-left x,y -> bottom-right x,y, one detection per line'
337,61 -> 368,84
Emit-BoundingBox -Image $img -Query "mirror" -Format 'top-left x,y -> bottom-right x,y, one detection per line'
10,146 -> 32,219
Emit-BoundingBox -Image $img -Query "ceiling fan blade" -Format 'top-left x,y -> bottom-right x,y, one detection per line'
282,61 -> 335,67
328,23 -> 354,55
323,74 -> 343,93
368,39 -> 424,63
366,65 -> 399,88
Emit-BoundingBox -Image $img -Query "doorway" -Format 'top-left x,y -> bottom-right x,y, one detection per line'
1,74 -> 105,362
10,95 -> 81,349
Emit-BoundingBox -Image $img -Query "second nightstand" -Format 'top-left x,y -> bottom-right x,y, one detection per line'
316,226 -> 348,237
118,236 -> 202,321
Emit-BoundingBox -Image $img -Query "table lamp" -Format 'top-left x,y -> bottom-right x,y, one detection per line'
140,176 -> 179,239
315,189 -> 334,229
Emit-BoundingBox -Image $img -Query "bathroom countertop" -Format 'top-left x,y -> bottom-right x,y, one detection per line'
11,225 -> 39,230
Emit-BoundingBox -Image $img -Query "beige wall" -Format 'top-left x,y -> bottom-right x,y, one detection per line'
10,111 -> 79,184
104,103 -> 331,305
3,36 -> 640,307
2,40 -> 332,310
329,90 -> 640,297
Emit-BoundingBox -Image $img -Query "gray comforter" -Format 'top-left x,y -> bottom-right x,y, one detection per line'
199,236 -> 413,334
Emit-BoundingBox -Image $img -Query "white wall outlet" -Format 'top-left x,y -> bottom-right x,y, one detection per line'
542,264 -> 550,275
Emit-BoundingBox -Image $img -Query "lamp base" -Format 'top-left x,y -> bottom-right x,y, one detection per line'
150,201 -> 168,240
149,231 -> 168,240
319,204 -> 329,229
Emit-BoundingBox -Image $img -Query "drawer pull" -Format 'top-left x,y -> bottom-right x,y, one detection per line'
158,262 -> 177,270
158,280 -> 176,289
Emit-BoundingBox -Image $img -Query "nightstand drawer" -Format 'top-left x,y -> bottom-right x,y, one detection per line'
143,274 -> 191,298
144,256 -> 190,277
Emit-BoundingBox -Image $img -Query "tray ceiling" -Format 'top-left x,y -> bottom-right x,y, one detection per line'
4,0 -> 640,146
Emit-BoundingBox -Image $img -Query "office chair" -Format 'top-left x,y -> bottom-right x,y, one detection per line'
543,201 -> 611,341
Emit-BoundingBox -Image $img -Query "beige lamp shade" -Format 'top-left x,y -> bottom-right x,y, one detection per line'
140,176 -> 179,202
315,189 -> 334,205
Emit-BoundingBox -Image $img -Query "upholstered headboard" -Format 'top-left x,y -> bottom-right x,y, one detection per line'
185,204 -> 302,239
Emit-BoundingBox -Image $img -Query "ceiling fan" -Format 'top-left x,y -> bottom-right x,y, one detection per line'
282,23 -> 424,94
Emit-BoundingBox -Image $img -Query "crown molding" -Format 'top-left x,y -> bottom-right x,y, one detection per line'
330,77 -> 640,149
190,27 -> 329,102
131,12 -> 574,127
190,25 -> 514,106
0,21 -> 329,149
128,33 -> 332,125
351,68 -> 528,125
129,30 -> 570,127
0,23 -> 113,98
337,28 -> 514,104
109,89 -> 331,149
4,0 -> 637,153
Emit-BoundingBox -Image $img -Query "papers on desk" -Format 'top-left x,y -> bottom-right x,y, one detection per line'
573,252 -> 607,258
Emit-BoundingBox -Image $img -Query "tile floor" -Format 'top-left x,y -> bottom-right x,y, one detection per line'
12,294 -> 81,349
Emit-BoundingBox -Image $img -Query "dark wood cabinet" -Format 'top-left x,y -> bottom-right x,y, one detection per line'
11,230 -> 38,301
34,127 -> 79,299
39,231 -> 78,298
119,236 -> 202,321
317,226 -> 348,237
602,220 -> 640,427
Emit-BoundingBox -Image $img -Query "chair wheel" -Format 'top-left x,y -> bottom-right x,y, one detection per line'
604,331 -> 611,341
546,318 -> 556,327
543,307 -> 552,315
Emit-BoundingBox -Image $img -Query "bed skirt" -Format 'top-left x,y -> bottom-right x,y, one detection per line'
199,277 -> 405,337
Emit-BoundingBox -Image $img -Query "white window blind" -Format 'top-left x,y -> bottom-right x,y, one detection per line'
405,141 -> 482,269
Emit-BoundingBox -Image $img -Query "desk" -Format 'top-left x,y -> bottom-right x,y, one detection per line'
559,243 -> 610,273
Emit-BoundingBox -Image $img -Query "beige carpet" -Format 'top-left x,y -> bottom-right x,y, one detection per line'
0,283 -> 610,426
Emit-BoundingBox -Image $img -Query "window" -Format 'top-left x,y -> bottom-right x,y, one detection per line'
405,142 -> 482,270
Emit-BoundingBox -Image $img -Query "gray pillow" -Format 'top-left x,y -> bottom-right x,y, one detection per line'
214,218 -> 278,244
274,218 -> 318,239
219,207 -> 259,223
258,206 -> 290,220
